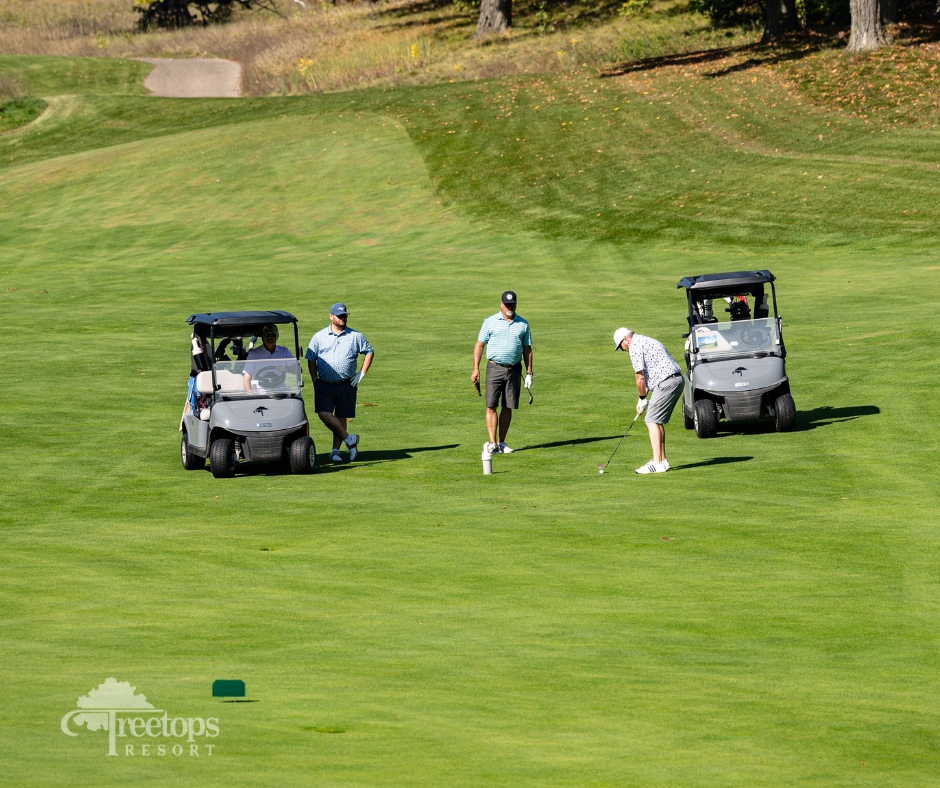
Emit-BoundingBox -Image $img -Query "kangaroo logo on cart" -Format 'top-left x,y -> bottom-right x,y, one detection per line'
253,406 -> 268,414
61,678 -> 219,757
733,367 -> 747,376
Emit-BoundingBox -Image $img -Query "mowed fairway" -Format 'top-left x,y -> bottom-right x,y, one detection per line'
1,56 -> 939,785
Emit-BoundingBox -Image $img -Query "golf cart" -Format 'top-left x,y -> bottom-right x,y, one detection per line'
677,270 -> 796,438
180,311 -> 316,477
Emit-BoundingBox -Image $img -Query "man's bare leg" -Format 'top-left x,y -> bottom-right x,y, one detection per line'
318,412 -> 349,451
498,407 -> 513,444
646,422 -> 666,465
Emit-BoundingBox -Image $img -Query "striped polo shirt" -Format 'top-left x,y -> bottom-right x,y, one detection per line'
477,313 -> 532,365
305,326 -> 373,383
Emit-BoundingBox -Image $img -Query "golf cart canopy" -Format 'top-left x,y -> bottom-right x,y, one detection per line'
188,311 -> 298,339
677,271 -> 775,293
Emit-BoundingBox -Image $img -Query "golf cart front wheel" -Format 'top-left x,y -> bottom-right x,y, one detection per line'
210,437 -> 237,478
774,393 -> 796,432
693,399 -> 718,439
289,436 -> 317,474
181,432 -> 205,471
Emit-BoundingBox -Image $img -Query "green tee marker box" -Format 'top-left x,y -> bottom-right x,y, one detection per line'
212,679 -> 246,698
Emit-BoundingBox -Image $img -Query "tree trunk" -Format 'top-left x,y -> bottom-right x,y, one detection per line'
475,0 -> 511,38
761,0 -> 800,42
847,0 -> 891,51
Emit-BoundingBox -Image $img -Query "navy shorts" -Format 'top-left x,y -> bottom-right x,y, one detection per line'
314,379 -> 357,419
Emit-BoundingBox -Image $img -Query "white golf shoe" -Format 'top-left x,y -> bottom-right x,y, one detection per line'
635,460 -> 668,474
482,442 -> 498,460
497,442 -> 514,454
345,433 -> 359,461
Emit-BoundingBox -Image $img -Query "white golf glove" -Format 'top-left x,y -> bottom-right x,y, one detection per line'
524,373 -> 533,390
350,370 -> 366,387
636,397 -> 648,414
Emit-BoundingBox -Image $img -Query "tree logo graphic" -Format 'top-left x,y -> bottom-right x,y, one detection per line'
61,678 -> 219,757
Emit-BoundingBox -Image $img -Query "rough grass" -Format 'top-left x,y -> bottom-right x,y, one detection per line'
0,0 -> 757,95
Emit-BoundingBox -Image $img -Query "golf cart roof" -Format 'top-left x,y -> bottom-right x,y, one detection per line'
677,271 -> 775,292
188,311 -> 298,327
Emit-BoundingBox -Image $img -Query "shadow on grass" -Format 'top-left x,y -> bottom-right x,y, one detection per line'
211,443 -> 460,476
515,435 -> 623,452
671,455 -> 753,470
601,33 -> 841,80
797,404 -> 880,430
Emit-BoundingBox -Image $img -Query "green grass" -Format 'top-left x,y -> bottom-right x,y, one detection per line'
1,54 -> 939,785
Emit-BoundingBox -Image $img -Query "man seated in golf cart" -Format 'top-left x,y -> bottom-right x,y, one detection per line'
242,323 -> 295,393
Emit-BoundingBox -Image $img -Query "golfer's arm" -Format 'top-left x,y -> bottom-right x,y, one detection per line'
472,342 -> 484,375
243,373 -> 252,392
307,359 -> 318,383
636,372 -> 649,398
360,352 -> 374,375
522,345 -> 532,375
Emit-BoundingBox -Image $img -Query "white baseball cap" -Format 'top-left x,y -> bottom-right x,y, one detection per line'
613,327 -> 633,351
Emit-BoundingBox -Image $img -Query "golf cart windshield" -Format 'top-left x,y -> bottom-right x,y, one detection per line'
690,317 -> 780,359
213,359 -> 303,398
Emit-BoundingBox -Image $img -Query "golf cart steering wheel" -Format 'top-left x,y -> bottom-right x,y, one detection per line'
740,327 -> 770,348
255,366 -> 287,389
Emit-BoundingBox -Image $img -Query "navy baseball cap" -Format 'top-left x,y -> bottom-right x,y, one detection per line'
330,303 -> 348,316
501,291 -> 517,305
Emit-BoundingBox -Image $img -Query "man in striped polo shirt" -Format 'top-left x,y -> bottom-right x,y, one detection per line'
472,291 -> 533,459
614,327 -> 683,474
305,303 -> 374,464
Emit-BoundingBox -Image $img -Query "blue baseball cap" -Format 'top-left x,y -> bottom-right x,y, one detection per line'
330,303 -> 348,316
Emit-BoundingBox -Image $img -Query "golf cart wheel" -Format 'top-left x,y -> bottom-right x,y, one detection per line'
683,405 -> 694,430
693,399 -> 718,439
289,436 -> 317,475
774,392 -> 796,433
210,437 -> 237,478
181,432 -> 205,471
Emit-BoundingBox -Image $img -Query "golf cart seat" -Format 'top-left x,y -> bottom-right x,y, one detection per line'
216,370 -> 246,393
195,371 -> 215,395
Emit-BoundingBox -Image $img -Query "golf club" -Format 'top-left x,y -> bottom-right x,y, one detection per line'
597,412 -> 641,472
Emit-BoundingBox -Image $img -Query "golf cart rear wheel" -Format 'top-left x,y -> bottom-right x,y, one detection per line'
210,437 -> 237,478
289,436 -> 317,474
181,432 -> 205,471
694,399 -> 718,439
774,392 -> 796,432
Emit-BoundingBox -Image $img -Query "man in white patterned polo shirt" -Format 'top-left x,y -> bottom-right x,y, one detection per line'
306,303 -> 374,464
472,291 -> 533,460
614,327 -> 683,474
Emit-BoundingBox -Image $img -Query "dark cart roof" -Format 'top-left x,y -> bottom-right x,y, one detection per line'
677,271 -> 775,291
188,310 -> 297,327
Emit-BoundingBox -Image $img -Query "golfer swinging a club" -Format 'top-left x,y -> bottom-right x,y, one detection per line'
472,291 -> 533,461
614,327 -> 683,474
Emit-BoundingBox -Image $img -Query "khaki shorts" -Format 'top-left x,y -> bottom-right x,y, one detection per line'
485,361 -> 521,410
646,374 -> 683,424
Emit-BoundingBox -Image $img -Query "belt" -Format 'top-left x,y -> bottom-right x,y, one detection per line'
487,360 -> 520,368
657,373 -> 682,386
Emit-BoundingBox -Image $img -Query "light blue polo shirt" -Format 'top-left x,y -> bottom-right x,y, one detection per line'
478,313 -> 532,365
305,326 -> 373,382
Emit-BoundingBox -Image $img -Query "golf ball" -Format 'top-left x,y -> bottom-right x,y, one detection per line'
599,469 -> 604,474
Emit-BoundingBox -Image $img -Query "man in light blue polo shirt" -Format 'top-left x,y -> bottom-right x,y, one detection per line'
471,291 -> 533,459
306,303 -> 374,463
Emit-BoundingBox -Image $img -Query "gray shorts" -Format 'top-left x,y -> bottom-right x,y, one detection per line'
646,374 -> 684,424
485,361 -> 521,410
